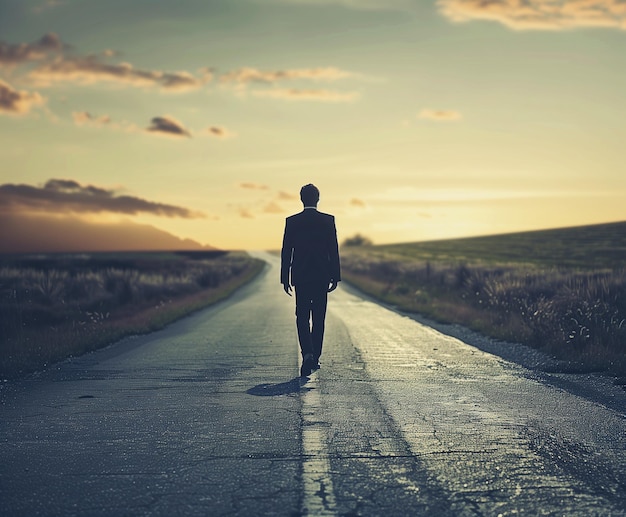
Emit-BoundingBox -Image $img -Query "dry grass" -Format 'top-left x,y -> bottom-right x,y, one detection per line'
0,251 -> 264,378
341,223 -> 626,377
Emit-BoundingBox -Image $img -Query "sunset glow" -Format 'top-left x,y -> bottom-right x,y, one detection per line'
1,0 -> 625,251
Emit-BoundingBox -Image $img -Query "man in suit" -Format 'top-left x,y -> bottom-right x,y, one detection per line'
281,184 -> 341,377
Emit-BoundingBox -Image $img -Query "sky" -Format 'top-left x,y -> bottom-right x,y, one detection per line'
1,0 -> 625,251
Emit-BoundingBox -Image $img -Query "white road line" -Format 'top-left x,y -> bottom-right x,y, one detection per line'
301,373 -> 337,516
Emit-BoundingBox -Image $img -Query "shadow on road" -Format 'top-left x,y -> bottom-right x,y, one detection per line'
247,377 -> 309,396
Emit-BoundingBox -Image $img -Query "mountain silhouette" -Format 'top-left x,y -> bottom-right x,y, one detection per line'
0,213 -> 214,253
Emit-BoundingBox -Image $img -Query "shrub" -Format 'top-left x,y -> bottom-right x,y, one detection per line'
341,250 -> 626,373
342,234 -> 373,247
0,252 -> 263,378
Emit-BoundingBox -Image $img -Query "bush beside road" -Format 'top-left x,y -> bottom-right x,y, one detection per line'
341,222 -> 626,379
0,251 -> 264,379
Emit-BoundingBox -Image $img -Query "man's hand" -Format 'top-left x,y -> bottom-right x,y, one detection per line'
282,282 -> 293,296
327,280 -> 338,293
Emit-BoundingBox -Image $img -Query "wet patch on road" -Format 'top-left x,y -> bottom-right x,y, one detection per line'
312,312 -> 453,516
300,372 -> 338,516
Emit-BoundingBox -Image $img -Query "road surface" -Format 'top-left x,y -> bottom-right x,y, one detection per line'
1,252 -> 625,516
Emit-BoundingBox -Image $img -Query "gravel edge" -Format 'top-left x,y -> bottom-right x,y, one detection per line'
341,282 -> 626,416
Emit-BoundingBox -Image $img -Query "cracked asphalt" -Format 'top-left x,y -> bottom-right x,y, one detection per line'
1,252 -> 625,516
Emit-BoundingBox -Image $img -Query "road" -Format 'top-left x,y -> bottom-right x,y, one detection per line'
1,252 -> 625,516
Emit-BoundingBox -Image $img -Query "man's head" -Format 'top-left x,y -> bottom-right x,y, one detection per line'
300,183 -> 320,207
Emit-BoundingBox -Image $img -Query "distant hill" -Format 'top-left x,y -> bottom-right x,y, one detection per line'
366,221 -> 626,269
0,213 -> 215,253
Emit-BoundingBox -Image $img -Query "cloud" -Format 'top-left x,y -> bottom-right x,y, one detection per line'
239,182 -> 270,190
32,0 -> 66,15
239,208 -> 255,219
0,178 -> 205,218
220,66 -> 355,84
0,80 -> 45,115
2,33 -> 210,92
350,198 -> 367,207
206,126 -> 236,138
278,190 -> 298,200
72,111 -> 111,126
263,201 -> 285,214
418,109 -> 462,121
220,66 -> 362,102
146,116 -> 191,138
71,111 -> 141,133
252,88 -> 360,102
0,33 -> 64,66
101,49 -> 121,58
437,0 -> 626,31
29,54 -> 210,92
268,0 -> 414,10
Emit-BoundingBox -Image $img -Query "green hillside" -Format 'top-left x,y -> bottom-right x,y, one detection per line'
341,221 -> 626,375
364,221 -> 626,269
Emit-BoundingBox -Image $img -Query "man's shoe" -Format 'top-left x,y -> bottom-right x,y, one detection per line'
312,358 -> 320,371
300,354 -> 314,377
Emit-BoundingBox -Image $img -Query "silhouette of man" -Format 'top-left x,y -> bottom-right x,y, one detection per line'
281,184 -> 341,377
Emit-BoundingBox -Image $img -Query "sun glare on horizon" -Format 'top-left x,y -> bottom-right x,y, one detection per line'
1,0 -> 625,252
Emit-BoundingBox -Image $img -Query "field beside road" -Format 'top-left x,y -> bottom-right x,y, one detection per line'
341,221 -> 626,378
0,251 -> 263,379
3,251 -> 625,516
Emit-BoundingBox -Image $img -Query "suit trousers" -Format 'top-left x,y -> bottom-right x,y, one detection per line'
294,281 -> 328,360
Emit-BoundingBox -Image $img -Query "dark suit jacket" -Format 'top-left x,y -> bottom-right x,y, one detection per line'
281,208 -> 341,287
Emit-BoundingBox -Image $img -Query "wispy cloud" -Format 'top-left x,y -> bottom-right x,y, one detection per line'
71,111 -> 141,133
239,208 -> 255,219
72,111 -> 111,126
263,201 -> 285,213
278,190 -> 298,200
2,33 -> 211,92
373,186 -> 599,205
30,55 -> 210,92
101,49 -> 121,58
2,33 -> 362,116
252,88 -> 360,102
220,66 -> 355,84
0,33 -> 64,66
146,116 -> 191,138
438,0 -> 626,31
268,0 -> 414,11
220,65 -> 362,102
233,183 -> 289,218
32,0 -> 66,15
206,126 -> 237,138
0,80 -> 45,115
0,178 -> 205,218
72,112 -> 222,138
350,198 -> 367,207
418,108 -> 462,121
239,182 -> 270,190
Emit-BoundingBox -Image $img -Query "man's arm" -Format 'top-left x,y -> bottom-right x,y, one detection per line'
328,216 -> 341,288
280,219 -> 293,296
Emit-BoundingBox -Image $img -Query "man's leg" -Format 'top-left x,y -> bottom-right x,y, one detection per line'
294,284 -> 314,358
310,283 -> 328,363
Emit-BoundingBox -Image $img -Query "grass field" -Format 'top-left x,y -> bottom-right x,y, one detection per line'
374,221 -> 626,269
341,221 -> 626,378
0,251 -> 264,379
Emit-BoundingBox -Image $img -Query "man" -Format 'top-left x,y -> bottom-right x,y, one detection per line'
281,184 -> 341,377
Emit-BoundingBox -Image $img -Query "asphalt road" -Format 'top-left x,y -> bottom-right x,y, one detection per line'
1,252 -> 625,516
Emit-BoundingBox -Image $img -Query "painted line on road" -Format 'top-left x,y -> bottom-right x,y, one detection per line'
301,373 -> 337,516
